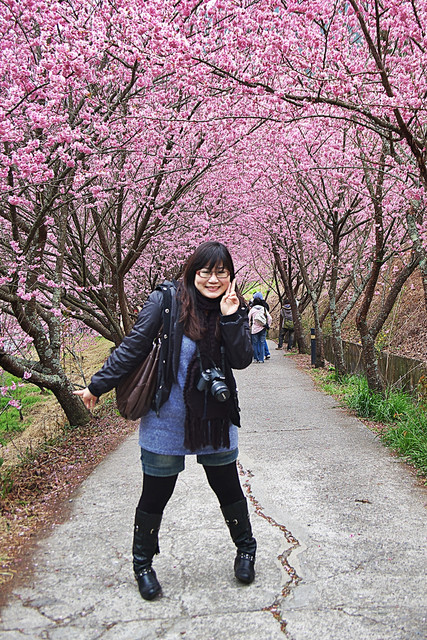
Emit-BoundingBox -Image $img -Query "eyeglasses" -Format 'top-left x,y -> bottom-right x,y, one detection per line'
196,268 -> 230,280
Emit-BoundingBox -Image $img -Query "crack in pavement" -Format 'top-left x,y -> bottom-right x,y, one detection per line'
237,462 -> 302,639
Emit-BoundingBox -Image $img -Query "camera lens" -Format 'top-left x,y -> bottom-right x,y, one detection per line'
210,379 -> 230,402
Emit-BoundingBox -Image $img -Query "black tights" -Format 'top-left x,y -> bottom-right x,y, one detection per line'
137,461 -> 244,514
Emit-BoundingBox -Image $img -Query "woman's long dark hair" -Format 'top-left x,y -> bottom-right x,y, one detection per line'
178,241 -> 244,340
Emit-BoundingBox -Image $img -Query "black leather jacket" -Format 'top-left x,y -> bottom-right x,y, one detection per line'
88,282 -> 253,425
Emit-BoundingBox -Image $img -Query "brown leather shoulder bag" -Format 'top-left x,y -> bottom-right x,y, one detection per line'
115,283 -> 173,420
115,332 -> 162,420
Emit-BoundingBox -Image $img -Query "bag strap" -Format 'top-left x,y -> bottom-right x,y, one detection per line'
153,282 -> 174,414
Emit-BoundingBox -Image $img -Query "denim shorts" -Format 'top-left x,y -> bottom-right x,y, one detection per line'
140,447 -> 239,477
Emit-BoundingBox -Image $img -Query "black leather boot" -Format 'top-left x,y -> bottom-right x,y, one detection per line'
132,509 -> 162,600
221,499 -> 257,584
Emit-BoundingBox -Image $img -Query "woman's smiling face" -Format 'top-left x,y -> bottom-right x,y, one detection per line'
194,263 -> 231,299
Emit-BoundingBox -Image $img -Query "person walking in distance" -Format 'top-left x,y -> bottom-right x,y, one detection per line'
75,242 -> 256,600
251,292 -> 271,359
276,299 -> 294,351
248,294 -> 272,363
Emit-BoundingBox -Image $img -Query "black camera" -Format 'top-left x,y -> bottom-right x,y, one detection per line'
196,367 -> 230,402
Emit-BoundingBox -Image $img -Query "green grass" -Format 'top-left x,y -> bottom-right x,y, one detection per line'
315,369 -> 427,479
0,372 -> 51,444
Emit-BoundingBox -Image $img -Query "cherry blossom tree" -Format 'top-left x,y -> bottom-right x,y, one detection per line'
1,0 -> 426,423
190,0 -> 427,279
0,0 -> 266,423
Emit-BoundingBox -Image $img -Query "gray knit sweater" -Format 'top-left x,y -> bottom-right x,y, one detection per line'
139,334 -> 238,455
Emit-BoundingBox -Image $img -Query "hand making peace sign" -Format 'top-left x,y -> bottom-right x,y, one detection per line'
220,278 -> 239,316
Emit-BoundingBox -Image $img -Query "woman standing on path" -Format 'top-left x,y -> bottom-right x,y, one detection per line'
75,242 -> 256,601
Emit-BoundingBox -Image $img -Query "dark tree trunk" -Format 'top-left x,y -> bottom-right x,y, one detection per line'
52,380 -> 92,426
312,300 -> 325,368
272,247 -> 308,353
407,211 -> 427,312
330,316 -> 347,377
328,241 -> 347,377
359,327 -> 383,392
356,149 -> 386,391
0,336 -> 92,427
357,257 -> 419,393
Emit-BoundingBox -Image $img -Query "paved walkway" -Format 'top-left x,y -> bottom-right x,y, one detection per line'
0,344 -> 426,640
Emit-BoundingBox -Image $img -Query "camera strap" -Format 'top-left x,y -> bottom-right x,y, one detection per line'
195,343 -> 220,372
195,343 -> 209,418
195,343 -> 203,372
220,345 -> 226,372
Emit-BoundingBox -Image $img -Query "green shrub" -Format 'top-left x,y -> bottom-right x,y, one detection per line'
381,405 -> 427,472
318,373 -> 427,479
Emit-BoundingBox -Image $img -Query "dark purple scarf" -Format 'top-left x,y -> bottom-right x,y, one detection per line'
183,290 -> 233,451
